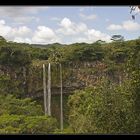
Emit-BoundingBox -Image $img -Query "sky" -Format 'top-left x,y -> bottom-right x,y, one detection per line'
0,6 -> 140,44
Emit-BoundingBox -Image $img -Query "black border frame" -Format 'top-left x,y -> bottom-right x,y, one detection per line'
0,0 -> 140,5
0,0 -> 140,139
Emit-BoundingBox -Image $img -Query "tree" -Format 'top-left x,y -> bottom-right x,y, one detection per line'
0,36 -> 6,42
68,78 -> 136,134
0,95 -> 43,116
95,40 -> 106,44
0,95 -> 58,134
0,114 -> 58,134
111,35 -> 124,42
48,47 -> 63,63
126,45 -> 140,133
0,46 -> 31,67
0,46 -> 32,97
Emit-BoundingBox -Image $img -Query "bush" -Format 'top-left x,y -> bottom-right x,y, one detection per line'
68,79 -> 136,134
0,114 -> 57,134
0,95 -> 43,116
20,116 -> 58,134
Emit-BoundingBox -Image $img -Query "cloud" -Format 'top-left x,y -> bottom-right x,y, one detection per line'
86,29 -> 111,42
122,20 -> 140,31
79,13 -> 97,20
107,20 -> 140,31
57,17 -> 88,36
13,37 -> 32,44
0,20 -> 5,24
77,23 -> 88,32
32,26 -> 60,44
57,17 -> 111,43
0,20 -> 12,38
0,18 -> 111,44
0,7 -> 26,17
11,26 -> 32,37
74,29 -> 111,44
107,24 -> 123,30
0,6 -> 48,17
60,17 -> 73,28
73,29 -> 111,44
0,19 -> 32,43
0,7 -> 46,25
57,18 -> 77,35
0,19 -> 61,44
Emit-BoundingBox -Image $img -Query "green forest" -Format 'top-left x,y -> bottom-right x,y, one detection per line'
0,36 -> 140,134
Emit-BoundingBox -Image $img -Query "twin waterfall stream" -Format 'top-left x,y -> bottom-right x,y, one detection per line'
43,63 -> 63,131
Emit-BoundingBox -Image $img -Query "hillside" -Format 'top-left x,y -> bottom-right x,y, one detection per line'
0,37 -> 140,134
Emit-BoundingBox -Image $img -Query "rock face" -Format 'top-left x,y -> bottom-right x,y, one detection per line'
26,60 -> 125,98
62,61 -> 108,88
0,60 -> 125,98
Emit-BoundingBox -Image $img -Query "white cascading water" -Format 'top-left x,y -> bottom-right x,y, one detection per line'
48,63 -> 51,116
43,64 -> 47,115
60,63 -> 63,131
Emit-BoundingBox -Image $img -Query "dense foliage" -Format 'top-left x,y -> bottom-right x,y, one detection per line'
0,114 -> 57,134
68,79 -> 136,134
0,37 -> 140,134
0,95 -> 58,134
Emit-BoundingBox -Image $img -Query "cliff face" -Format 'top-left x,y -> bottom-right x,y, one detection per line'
20,60 -> 125,97
63,61 -> 107,88
0,59 -> 126,98
62,61 -> 125,90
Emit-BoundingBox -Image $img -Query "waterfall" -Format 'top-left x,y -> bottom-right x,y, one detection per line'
48,63 -> 51,116
43,64 -> 47,115
23,67 -> 26,85
60,63 -> 63,131
43,62 -> 63,128
119,75 -> 122,86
